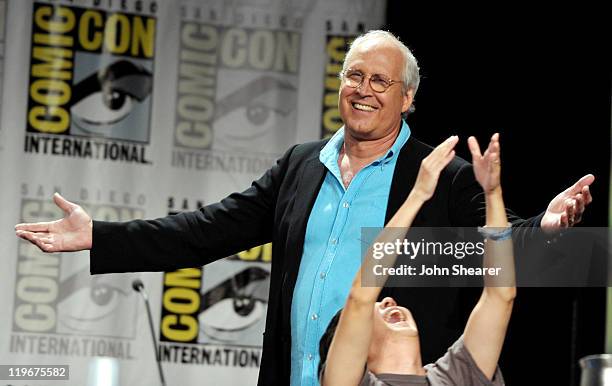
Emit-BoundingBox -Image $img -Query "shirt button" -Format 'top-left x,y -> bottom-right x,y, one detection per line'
330,238 -> 337,245
320,272 -> 326,279
311,313 -> 318,320
342,202 -> 349,208
308,354 -> 313,361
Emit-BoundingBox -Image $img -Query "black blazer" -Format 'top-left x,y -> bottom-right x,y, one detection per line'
91,135 -> 542,386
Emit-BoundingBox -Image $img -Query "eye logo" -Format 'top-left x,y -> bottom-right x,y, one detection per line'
159,243 -> 272,350
25,4 -> 156,162
71,60 -> 153,137
173,23 -> 301,157
57,269 -> 137,337
199,266 -> 270,343
214,76 -> 296,146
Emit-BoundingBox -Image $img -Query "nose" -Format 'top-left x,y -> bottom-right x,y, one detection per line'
379,297 -> 397,309
355,76 -> 374,95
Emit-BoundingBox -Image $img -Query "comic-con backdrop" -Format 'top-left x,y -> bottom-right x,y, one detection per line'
0,0 -> 385,385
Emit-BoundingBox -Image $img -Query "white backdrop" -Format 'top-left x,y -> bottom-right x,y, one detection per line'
0,0 -> 385,384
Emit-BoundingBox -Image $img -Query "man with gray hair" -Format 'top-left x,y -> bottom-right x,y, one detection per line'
16,30 -> 593,386
341,30 -> 420,116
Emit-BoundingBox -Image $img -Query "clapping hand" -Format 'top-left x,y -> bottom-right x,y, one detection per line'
468,133 -> 501,194
412,135 -> 459,202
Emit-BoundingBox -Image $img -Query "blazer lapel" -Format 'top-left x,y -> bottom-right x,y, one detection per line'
385,137 -> 421,223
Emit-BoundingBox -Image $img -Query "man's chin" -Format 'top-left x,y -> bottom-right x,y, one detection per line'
343,121 -> 378,138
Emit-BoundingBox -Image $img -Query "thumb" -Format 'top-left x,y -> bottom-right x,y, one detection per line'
53,193 -> 77,214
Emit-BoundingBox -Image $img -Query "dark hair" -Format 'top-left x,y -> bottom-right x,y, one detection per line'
318,308 -> 343,379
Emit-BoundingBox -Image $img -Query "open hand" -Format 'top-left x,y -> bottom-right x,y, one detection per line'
468,133 -> 501,194
15,193 -> 93,252
541,174 -> 594,230
413,135 -> 459,201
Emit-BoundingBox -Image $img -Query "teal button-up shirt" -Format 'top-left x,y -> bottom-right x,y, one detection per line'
290,121 -> 411,386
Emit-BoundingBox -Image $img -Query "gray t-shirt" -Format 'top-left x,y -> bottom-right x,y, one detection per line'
359,336 -> 505,386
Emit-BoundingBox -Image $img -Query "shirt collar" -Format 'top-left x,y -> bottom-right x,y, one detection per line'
319,120 -> 411,170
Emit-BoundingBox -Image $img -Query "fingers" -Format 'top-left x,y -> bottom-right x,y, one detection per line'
468,133 -> 501,171
574,193 -> 585,223
568,174 -> 595,195
564,198 -> 577,227
439,135 -> 458,157
473,134 -> 502,171
415,136 -> 458,201
570,189 -> 592,225
559,212 -> 569,228
437,135 -> 459,155
484,132 -> 499,154
426,136 -> 458,165
15,193 -> 73,234
582,185 -> 593,205
467,136 -> 482,160
490,133 -> 500,157
53,192 -> 77,214
15,221 -> 51,232
561,175 -> 594,226
16,230 -> 57,252
437,135 -> 459,151
444,149 -> 456,165
431,136 -> 458,169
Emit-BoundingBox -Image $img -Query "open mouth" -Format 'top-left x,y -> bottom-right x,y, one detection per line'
383,307 -> 408,325
351,102 -> 378,112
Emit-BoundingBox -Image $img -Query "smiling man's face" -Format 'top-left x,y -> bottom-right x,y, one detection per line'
339,41 -> 412,141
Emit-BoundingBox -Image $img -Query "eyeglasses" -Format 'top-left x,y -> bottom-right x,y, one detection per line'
342,69 -> 402,93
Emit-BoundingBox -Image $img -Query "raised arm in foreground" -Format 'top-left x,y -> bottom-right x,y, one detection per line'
463,133 -> 515,380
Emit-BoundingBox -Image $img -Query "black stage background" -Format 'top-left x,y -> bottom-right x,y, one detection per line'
386,4 -> 610,385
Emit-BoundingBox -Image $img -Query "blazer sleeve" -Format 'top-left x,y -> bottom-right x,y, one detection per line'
90,145 -> 298,274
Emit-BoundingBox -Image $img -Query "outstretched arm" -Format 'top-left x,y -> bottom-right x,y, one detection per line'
463,133 -> 515,380
322,136 -> 459,386
14,145 -> 298,272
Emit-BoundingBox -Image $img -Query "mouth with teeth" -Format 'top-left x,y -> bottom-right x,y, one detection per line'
352,102 -> 378,112
382,307 -> 409,325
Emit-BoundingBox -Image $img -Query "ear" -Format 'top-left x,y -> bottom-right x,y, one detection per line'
401,88 -> 414,113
